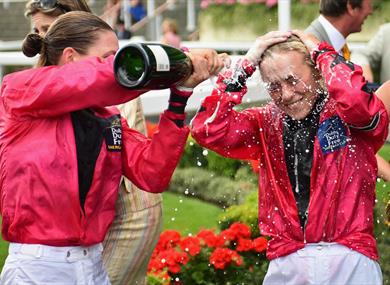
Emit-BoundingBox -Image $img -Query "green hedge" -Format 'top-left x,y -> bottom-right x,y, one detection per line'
218,191 -> 259,238
199,0 -> 390,42
168,167 -> 257,208
179,137 -> 244,178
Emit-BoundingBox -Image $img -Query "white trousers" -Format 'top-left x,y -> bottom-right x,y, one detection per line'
263,243 -> 383,285
0,243 -> 111,285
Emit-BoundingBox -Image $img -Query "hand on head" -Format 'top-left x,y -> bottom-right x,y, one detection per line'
291,30 -> 321,55
244,30 -> 292,65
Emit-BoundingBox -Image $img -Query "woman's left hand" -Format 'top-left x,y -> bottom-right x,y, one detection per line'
292,30 -> 321,54
189,49 -> 229,75
180,53 -> 210,88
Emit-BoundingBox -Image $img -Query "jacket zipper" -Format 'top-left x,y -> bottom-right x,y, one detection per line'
294,135 -> 310,243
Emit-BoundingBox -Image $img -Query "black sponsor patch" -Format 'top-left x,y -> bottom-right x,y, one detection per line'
104,117 -> 122,152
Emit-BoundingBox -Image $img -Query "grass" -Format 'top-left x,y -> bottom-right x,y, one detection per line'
162,191 -> 224,235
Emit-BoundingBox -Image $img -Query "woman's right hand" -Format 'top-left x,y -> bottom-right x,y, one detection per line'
180,50 -> 227,89
180,53 -> 210,89
244,31 -> 292,65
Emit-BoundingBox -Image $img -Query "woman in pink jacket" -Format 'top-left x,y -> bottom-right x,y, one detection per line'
0,11 -> 220,285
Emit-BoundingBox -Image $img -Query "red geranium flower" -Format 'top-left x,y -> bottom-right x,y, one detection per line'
155,230 -> 181,251
236,238 -> 253,252
179,236 -> 201,256
146,120 -> 158,138
229,222 -> 251,239
215,229 -> 235,247
253,237 -> 268,253
197,229 -> 218,247
210,248 -> 243,269
157,248 -> 189,274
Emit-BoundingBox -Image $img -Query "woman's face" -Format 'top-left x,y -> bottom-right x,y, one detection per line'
81,30 -> 119,60
57,30 -> 119,66
260,50 -> 321,120
31,11 -> 57,36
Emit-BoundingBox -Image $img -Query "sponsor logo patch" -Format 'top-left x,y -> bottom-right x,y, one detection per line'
104,117 -> 122,152
318,116 -> 348,154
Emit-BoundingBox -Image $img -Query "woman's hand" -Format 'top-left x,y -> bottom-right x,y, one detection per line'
189,49 -> 230,75
180,49 -> 227,88
292,30 -> 321,55
244,31 -> 292,65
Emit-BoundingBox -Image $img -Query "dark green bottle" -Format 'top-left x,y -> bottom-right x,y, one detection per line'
114,43 -> 192,90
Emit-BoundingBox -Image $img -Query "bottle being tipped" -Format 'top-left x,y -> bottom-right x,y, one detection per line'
114,43 -> 192,90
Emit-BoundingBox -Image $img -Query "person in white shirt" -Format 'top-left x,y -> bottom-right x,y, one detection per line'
305,0 -> 373,59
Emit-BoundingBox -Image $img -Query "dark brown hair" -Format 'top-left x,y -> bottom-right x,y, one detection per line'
22,11 -> 114,67
319,0 -> 364,17
25,0 -> 91,18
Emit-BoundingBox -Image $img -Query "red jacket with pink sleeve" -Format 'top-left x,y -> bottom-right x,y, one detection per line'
0,56 -> 189,246
191,44 -> 388,261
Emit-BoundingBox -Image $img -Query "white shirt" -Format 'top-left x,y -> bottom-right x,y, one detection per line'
318,15 -> 346,54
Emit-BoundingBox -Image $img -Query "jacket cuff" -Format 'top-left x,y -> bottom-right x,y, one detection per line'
311,42 -> 336,63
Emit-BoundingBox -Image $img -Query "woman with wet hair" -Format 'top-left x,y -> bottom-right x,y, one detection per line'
191,31 -> 385,284
0,11 -> 216,284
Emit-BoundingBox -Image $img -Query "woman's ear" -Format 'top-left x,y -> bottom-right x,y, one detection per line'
58,47 -> 80,65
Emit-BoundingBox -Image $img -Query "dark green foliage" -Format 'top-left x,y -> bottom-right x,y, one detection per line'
179,137 -> 243,178
218,191 -> 259,238
168,167 -> 256,208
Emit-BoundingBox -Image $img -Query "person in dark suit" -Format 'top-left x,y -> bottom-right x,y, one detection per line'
305,0 -> 373,59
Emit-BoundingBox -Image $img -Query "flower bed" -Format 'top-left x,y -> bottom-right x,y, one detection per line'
147,222 -> 269,284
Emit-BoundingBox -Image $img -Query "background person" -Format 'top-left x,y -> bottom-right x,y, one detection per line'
305,0 -> 373,59
190,30 -> 386,285
129,0 -> 146,25
351,23 -> 390,84
0,11 -> 216,285
161,18 -> 181,48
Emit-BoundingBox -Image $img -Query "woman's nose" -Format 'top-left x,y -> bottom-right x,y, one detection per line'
280,85 -> 295,103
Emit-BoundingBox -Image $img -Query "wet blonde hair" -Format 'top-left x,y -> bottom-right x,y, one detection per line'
260,35 -> 323,85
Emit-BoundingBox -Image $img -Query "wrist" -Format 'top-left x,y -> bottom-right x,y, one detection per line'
164,110 -> 186,128
311,42 -> 335,63
172,84 -> 194,96
168,86 -> 193,116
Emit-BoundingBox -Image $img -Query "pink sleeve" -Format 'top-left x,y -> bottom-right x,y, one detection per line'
315,43 -> 389,152
121,111 -> 189,193
1,55 -> 145,118
191,59 -> 261,160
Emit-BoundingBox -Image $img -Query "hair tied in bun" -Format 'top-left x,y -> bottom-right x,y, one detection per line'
22,33 -> 45,57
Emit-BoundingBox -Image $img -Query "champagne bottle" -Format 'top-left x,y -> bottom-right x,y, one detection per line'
114,43 -> 193,90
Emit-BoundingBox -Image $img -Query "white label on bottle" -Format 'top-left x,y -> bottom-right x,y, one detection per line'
147,45 -> 170,72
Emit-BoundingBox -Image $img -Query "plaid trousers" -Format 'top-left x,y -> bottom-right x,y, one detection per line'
103,99 -> 163,285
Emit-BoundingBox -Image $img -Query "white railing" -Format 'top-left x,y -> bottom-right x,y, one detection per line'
0,52 -> 268,115
0,40 -> 368,116
0,39 -> 368,53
